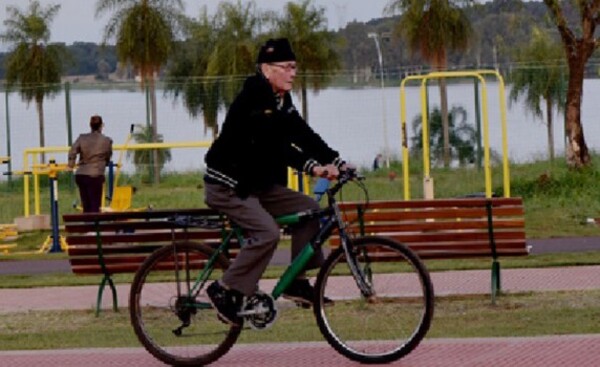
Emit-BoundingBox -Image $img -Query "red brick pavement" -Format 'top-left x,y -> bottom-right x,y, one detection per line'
0,266 -> 599,366
1,335 -> 599,366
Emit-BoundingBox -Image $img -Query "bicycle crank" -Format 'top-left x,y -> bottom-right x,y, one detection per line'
237,291 -> 278,330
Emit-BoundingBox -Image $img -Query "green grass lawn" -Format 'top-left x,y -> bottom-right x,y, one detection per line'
0,289 -> 597,351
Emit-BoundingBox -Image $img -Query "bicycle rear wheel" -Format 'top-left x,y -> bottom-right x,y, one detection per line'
314,236 -> 434,364
129,241 -> 242,366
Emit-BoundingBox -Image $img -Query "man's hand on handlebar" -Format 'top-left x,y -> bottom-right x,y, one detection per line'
312,164 -> 339,180
312,163 -> 357,180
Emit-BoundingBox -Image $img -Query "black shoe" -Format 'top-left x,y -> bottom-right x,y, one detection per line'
206,281 -> 243,326
282,279 -> 334,308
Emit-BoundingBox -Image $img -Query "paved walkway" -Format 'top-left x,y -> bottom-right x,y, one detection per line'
0,265 -> 599,366
1,334 -> 599,367
1,265 -> 599,312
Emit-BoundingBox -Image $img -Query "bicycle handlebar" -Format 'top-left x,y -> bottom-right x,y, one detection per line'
326,167 -> 363,198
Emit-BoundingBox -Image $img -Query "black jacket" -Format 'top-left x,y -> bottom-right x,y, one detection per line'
204,73 -> 343,197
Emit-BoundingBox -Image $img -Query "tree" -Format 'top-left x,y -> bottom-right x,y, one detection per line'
385,0 -> 472,167
127,124 -> 171,181
0,0 -> 67,162
165,1 -> 262,136
206,1 -> 262,107
165,8 -> 220,137
275,0 -> 342,122
543,0 -> 599,168
95,0 -> 185,183
410,105 -> 478,167
508,27 -> 566,162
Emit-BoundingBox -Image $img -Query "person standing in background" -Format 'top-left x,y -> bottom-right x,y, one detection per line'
68,115 -> 113,213
372,153 -> 383,170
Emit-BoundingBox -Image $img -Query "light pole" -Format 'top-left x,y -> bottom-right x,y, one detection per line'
368,32 -> 390,168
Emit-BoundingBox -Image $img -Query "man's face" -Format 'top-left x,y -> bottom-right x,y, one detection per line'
262,61 -> 297,93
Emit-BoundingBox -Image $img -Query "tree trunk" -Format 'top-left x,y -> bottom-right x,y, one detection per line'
204,114 -> 219,138
35,97 -> 46,164
545,98 -> 555,161
543,0 -> 593,168
301,81 -> 309,124
439,78 -> 450,168
564,59 -> 590,168
150,80 -> 160,184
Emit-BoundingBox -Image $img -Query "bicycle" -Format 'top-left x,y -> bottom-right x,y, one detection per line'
129,168 -> 434,366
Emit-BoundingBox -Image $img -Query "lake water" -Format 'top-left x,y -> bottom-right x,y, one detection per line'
2,78 -> 600,176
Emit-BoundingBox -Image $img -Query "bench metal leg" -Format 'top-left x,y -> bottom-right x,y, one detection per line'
96,275 -> 119,316
491,260 -> 501,304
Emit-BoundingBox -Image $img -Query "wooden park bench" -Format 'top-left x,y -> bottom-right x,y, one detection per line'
331,197 -> 529,301
63,209 -> 240,315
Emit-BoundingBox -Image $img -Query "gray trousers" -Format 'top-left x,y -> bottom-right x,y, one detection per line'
205,182 -> 323,296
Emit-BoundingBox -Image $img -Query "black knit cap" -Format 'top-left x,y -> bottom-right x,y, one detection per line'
256,38 -> 296,64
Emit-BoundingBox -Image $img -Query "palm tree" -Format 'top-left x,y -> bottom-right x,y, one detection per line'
165,8 -> 220,137
127,124 -> 171,181
275,0 -> 342,123
385,0 -> 472,167
95,0 -> 185,183
165,1 -> 262,136
206,1 -> 262,107
411,106 -> 478,167
543,0 -> 599,168
0,0 -> 67,163
508,27 -> 566,162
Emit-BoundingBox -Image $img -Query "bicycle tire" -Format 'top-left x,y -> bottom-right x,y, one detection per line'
314,236 -> 434,364
129,241 -> 242,366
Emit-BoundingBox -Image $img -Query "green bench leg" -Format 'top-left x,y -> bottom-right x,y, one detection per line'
96,275 -> 119,316
491,260 -> 501,304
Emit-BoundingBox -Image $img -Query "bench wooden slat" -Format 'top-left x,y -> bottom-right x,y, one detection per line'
338,197 -> 523,210
63,208 -> 221,223
69,251 -> 229,275
342,206 -> 523,222
67,244 -> 162,256
65,231 -> 231,246
356,218 -> 525,233
359,248 -> 528,261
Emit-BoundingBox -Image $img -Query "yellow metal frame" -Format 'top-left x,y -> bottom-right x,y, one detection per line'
107,186 -> 134,212
0,224 -> 18,254
287,168 -> 310,195
400,70 -> 511,199
39,235 -> 69,253
20,140 -> 213,217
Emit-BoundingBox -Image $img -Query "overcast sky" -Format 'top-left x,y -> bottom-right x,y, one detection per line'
0,0 -> 392,46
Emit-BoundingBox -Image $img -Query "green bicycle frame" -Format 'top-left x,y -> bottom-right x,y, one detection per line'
272,210 -> 335,299
186,207 -> 335,304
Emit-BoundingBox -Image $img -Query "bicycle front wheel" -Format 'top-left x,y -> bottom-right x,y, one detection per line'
314,236 -> 434,364
129,241 -> 242,366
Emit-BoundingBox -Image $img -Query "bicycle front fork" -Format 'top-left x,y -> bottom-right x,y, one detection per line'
342,238 -> 375,298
